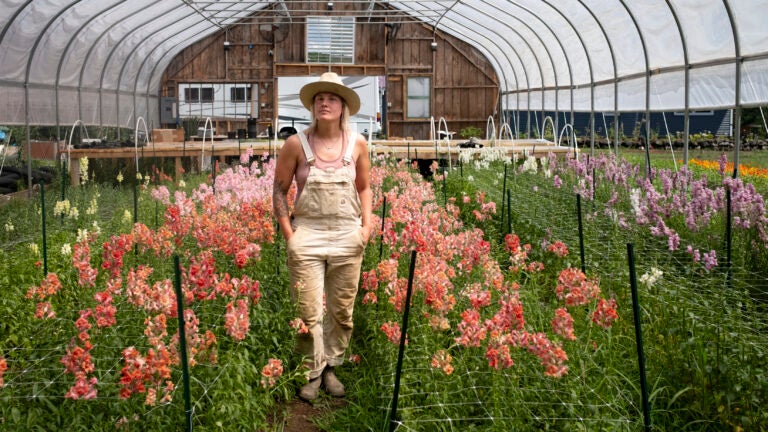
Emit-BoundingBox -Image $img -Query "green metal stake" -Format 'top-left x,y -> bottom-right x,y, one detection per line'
576,194 -> 586,273
379,196 -> 387,261
627,243 -> 652,431
726,188 -> 732,285
40,179 -> 48,275
60,159 -> 66,201
389,250 -> 417,432
173,255 -> 193,432
133,176 -> 138,225
212,145 -> 216,194
506,189 -> 512,235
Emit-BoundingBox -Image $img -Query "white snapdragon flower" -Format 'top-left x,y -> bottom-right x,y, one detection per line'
3,219 -> 13,232
521,156 -> 538,174
639,267 -> 663,287
76,228 -> 89,243
80,156 -> 89,184
53,200 -> 71,217
540,156 -> 549,171
608,209 -> 619,224
540,156 -> 551,178
86,193 -> 100,216
60,243 -> 72,256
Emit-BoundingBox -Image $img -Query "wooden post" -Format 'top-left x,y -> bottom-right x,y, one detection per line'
175,156 -> 183,180
70,157 -> 80,186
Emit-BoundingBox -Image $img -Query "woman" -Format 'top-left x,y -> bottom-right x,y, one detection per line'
272,72 -> 373,401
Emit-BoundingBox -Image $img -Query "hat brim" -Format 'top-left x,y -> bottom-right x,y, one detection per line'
300,81 -> 361,116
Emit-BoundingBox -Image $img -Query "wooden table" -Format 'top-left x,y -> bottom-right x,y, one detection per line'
63,138 -> 571,185
63,140 -> 279,185
372,138 -> 572,160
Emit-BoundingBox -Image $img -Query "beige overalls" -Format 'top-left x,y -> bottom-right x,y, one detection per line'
287,131 -> 365,379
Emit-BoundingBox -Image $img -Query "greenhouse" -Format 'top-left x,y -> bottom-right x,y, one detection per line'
1,1 -> 768,431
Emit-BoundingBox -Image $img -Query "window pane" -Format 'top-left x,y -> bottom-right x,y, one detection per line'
407,98 -> 430,118
201,87 -> 214,103
407,77 -> 429,97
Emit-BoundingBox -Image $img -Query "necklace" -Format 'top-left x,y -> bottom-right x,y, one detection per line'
313,134 -> 342,151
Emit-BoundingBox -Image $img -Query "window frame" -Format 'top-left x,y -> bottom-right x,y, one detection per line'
200,87 -> 214,103
229,86 -> 252,103
184,87 -> 200,103
306,16 -> 355,64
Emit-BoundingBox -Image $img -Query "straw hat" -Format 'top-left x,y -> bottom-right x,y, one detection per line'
299,72 -> 361,116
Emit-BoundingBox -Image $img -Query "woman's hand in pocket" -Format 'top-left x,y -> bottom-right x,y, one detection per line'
360,225 -> 372,244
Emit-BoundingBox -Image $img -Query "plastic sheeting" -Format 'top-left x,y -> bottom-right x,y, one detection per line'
1,0 -> 767,128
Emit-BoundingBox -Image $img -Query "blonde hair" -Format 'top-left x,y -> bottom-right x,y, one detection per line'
309,94 -> 351,133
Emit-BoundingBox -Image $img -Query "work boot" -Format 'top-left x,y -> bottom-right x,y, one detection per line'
298,376 -> 321,402
322,367 -> 345,397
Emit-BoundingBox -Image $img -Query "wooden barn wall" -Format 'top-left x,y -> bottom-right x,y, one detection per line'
160,3 -> 498,139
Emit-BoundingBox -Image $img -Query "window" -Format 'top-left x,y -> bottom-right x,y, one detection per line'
183,86 -> 214,103
406,76 -> 431,118
306,16 -> 354,64
230,86 -> 252,102
184,87 -> 199,103
179,83 -> 254,119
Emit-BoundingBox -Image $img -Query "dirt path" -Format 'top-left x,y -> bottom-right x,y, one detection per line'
269,398 -> 347,432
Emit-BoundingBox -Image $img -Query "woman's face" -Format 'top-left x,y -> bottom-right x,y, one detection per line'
313,92 -> 344,122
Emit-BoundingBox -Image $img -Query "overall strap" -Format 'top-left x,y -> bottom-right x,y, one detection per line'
343,131 -> 356,165
297,131 -> 315,165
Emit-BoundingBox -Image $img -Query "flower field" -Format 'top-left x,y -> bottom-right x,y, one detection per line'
0,147 -> 766,431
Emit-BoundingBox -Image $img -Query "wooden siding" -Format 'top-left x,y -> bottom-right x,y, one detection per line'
160,2 -> 498,140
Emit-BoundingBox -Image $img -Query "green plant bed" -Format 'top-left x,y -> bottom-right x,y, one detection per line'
0,151 -> 766,431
